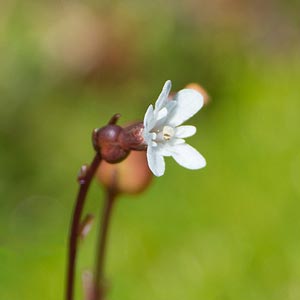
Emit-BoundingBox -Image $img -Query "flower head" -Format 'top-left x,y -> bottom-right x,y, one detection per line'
143,80 -> 206,176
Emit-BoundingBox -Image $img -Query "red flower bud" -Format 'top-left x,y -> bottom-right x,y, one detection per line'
93,122 -> 146,164
93,125 -> 129,163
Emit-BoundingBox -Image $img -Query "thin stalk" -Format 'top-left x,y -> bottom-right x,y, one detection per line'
66,153 -> 102,300
94,175 -> 118,300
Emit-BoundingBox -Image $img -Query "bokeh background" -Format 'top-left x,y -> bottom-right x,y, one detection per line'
1,1 -> 300,299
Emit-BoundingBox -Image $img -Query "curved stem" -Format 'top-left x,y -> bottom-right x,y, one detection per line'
66,153 -> 102,300
94,175 -> 118,300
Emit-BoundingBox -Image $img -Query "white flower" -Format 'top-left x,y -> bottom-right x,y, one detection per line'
143,80 -> 206,176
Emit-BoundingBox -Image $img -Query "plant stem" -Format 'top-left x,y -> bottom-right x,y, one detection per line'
66,153 -> 102,300
94,175 -> 118,300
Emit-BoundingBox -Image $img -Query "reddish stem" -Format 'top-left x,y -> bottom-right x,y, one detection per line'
66,153 -> 102,300
94,174 -> 118,300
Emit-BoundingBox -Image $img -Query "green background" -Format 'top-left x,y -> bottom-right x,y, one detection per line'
1,1 -> 300,299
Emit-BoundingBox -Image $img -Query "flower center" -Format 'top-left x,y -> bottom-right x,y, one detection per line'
162,125 -> 175,141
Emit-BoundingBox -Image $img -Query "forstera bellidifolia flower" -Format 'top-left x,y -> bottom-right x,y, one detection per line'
143,80 -> 206,176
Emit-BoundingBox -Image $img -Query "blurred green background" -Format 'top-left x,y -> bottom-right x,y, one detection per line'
1,1 -> 300,299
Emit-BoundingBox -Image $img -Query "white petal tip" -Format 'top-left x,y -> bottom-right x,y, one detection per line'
186,152 -> 206,170
193,157 -> 206,169
181,89 -> 204,110
147,148 -> 166,177
175,125 -> 197,138
170,144 -> 206,170
153,171 -> 164,177
168,89 -> 204,127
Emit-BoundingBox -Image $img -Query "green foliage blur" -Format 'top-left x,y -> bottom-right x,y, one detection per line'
1,1 -> 300,299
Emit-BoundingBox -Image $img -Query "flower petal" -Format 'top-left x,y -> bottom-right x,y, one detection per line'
167,89 -> 204,127
171,138 -> 185,145
156,107 -> 168,121
153,100 -> 177,130
143,104 -> 155,131
169,143 -> 206,170
175,125 -> 196,138
147,145 -> 166,176
154,80 -> 172,111
156,144 -> 172,157
156,139 -> 186,158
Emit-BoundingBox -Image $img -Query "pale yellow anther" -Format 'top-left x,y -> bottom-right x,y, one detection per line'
163,126 -> 175,141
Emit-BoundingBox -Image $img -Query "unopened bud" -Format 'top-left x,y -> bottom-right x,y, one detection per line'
119,122 -> 146,151
185,83 -> 210,105
93,122 -> 146,164
96,150 -> 152,195
94,125 -> 130,163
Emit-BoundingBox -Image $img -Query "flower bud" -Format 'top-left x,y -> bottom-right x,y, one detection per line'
96,150 -> 153,195
93,121 -> 146,164
118,122 -> 146,151
93,125 -> 129,163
